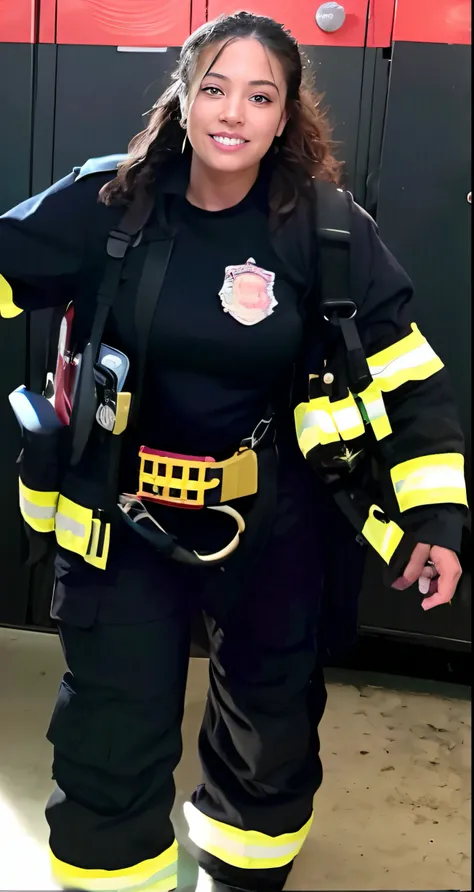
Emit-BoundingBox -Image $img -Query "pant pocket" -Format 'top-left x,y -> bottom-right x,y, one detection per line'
46,673 -> 111,771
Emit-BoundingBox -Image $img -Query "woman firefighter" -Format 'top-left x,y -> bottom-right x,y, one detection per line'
0,11 -> 468,892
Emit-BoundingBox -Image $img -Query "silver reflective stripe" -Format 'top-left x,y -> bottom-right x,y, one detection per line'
133,863 -> 177,891
19,494 -> 56,520
299,409 -> 336,435
395,467 -> 465,494
55,513 -> 86,539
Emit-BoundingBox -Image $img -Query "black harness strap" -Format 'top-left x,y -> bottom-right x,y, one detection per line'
130,198 -> 175,427
314,182 -> 372,394
70,189 -> 155,466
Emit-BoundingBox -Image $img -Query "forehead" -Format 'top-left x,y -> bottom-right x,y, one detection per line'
198,37 -> 286,86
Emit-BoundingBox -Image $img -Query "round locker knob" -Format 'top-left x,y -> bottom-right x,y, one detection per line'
315,2 -> 346,32
468,192 -> 472,204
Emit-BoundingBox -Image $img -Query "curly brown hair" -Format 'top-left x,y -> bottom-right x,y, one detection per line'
100,10 -> 342,215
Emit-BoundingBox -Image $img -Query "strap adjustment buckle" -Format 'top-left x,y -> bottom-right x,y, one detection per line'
106,229 -> 136,259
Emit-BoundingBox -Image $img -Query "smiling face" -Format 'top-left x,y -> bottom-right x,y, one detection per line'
185,37 -> 288,175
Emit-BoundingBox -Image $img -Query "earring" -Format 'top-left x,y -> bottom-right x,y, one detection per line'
181,132 -> 188,154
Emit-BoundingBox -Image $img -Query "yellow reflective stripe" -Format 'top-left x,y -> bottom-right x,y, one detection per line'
50,841 -> 178,891
184,801 -> 313,870
55,496 -> 110,570
330,392 -> 365,440
294,393 -> 365,456
356,382 -> 392,441
0,274 -> 23,318
362,505 -> 404,564
391,453 -> 468,513
84,517 -> 111,571
368,324 -> 444,392
295,397 -> 339,455
18,479 -> 58,533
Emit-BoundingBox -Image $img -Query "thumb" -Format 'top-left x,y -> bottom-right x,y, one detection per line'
392,542 -> 431,590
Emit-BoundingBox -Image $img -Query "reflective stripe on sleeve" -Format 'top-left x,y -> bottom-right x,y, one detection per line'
368,324 -> 444,392
0,274 -> 23,318
356,381 -> 392,441
50,841 -> 178,891
294,394 -> 364,456
184,801 -> 313,870
55,495 -> 110,570
390,453 -> 468,513
19,479 -> 58,533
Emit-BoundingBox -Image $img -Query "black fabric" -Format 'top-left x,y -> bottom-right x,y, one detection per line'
46,505 -> 327,888
1,154 -> 467,550
114,182 -> 304,463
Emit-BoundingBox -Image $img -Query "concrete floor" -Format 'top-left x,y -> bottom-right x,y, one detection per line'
0,627 -> 470,891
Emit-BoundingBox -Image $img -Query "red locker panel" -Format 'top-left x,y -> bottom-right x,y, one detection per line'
393,0 -> 471,45
54,0 -> 191,46
191,0 -> 207,34
0,0 -> 36,43
206,0 -> 370,47
366,0 -> 395,48
39,0 -> 56,42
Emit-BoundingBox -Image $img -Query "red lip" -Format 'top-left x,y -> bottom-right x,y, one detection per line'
211,132 -> 249,141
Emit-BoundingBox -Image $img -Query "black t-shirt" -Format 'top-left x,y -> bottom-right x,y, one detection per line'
134,184 -> 304,458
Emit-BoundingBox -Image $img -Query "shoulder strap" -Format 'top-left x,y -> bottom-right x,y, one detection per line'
312,180 -> 371,393
69,188 -> 155,466
312,179 -> 352,319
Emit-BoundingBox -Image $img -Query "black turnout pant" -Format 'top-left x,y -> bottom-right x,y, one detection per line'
46,462 -> 329,892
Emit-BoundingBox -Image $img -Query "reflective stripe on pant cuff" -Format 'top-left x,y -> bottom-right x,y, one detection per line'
50,841 -> 178,891
184,801 -> 313,870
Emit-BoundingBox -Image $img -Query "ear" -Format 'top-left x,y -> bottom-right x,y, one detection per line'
276,110 -> 289,138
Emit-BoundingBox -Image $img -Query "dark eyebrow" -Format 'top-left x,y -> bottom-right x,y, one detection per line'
204,71 -> 278,90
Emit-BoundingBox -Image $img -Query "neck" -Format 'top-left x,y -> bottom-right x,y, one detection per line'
186,153 -> 260,211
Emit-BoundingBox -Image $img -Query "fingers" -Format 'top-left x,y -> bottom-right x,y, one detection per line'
418,562 -> 438,594
391,542 -> 431,591
421,550 -> 462,610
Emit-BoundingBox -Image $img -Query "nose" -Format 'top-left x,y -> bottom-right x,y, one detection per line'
219,94 -> 245,127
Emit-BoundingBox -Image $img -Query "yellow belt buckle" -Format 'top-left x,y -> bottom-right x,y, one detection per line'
137,446 -> 220,508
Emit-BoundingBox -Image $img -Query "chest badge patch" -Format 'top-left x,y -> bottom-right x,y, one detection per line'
219,257 -> 277,326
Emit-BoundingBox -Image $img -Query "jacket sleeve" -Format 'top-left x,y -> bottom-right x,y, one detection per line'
348,195 -> 468,553
0,166 -> 116,317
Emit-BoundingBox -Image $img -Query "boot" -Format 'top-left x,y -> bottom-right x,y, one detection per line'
194,866 -> 281,892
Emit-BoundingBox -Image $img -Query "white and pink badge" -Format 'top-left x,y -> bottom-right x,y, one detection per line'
219,257 -> 277,326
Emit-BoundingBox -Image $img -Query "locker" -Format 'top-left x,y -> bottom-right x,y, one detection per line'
54,0 -> 191,46
1,0 -> 471,649
0,1 -> 36,626
0,0 -> 36,43
207,0 -> 370,47
357,0 -> 471,647
50,46 -> 181,182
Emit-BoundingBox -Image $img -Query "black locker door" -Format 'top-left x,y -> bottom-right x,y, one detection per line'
0,33 -> 36,624
51,46 -> 181,181
358,38 -> 471,648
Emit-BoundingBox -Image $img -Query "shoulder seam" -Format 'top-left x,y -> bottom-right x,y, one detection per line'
75,154 -> 127,182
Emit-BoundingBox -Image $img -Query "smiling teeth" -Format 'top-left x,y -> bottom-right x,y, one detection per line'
213,136 -> 246,145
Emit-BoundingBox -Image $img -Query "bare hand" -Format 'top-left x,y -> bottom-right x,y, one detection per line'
391,542 -> 462,611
